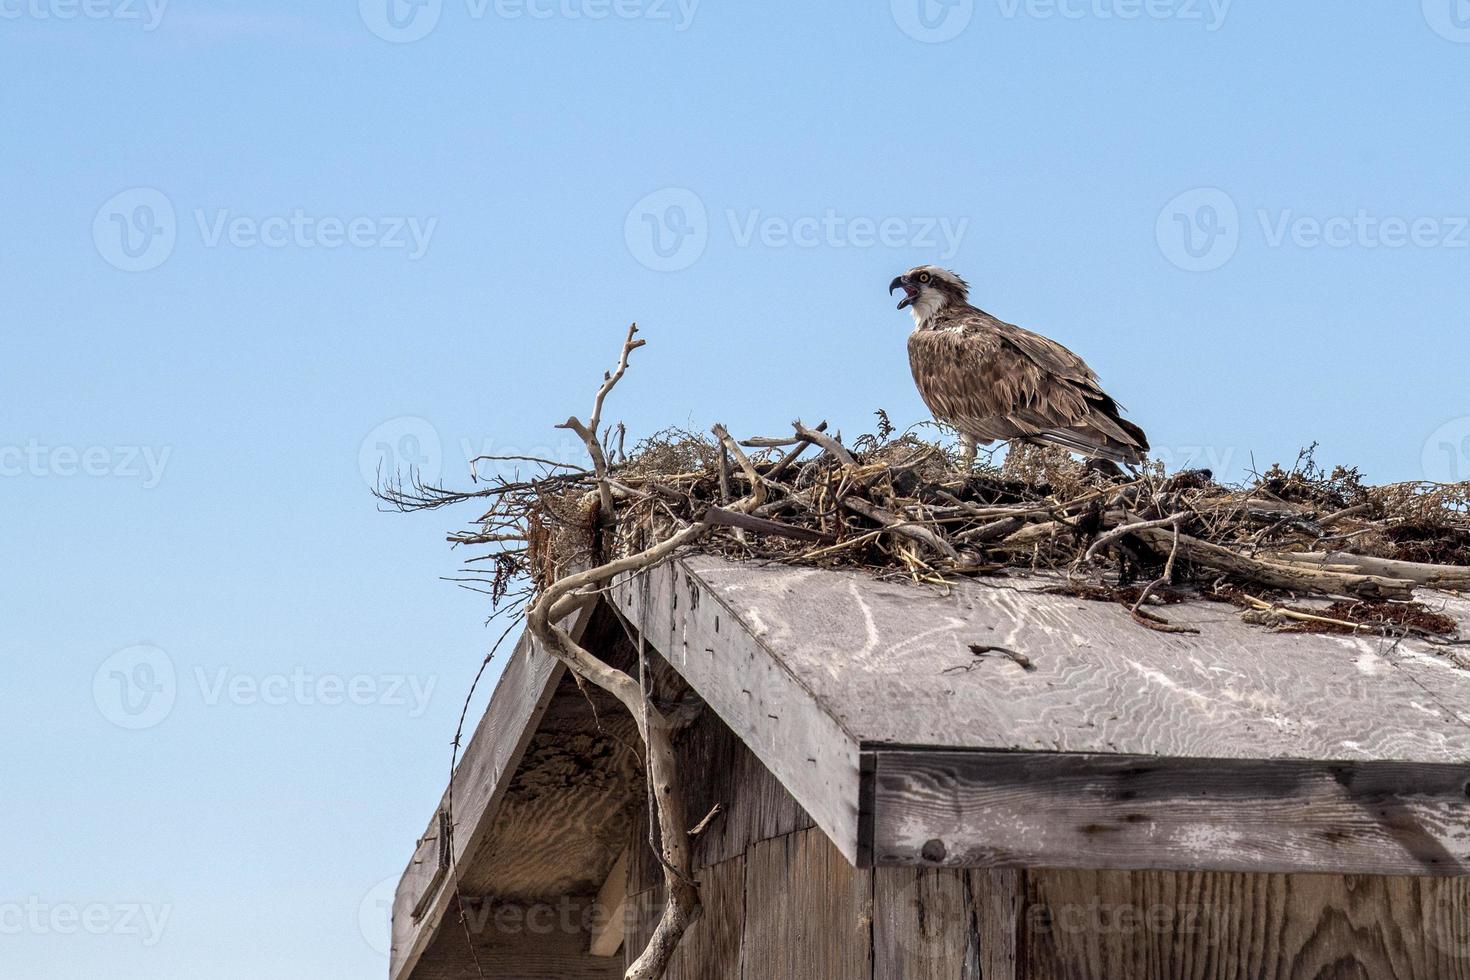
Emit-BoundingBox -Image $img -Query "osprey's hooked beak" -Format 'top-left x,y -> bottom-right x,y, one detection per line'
889,275 -> 918,310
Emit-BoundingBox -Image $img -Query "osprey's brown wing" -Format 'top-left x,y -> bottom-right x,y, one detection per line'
908,311 -> 1148,464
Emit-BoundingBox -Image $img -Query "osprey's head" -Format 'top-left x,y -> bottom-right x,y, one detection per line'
888,266 -> 970,323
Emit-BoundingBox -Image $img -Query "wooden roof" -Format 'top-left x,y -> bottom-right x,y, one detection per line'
611,556 -> 1470,878
392,554 -> 1470,980
650,556 -> 1470,763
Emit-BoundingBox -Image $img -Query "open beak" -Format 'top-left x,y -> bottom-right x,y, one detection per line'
889,275 -> 918,310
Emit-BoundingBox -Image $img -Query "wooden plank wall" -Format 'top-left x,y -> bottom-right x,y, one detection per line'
1022,870 -> 1470,980
625,702 -> 1470,979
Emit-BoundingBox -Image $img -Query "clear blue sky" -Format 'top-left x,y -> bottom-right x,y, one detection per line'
4,2 -> 1469,976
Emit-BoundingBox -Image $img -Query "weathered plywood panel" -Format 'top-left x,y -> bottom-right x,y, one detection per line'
872,750 -> 1470,876
457,673 -> 640,900
873,867 -> 1021,980
410,896 -> 623,980
678,556 -> 1470,765
615,561 -> 863,863
1022,869 -> 1470,980
623,856 -> 746,980
743,827 -> 874,979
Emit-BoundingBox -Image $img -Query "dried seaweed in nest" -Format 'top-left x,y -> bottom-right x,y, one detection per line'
1046,581 -> 1191,608
1257,444 -> 1372,511
622,427 -> 722,478
1314,599 -> 1459,637
1205,584 -> 1459,639
1378,520 -> 1470,566
526,489 -> 600,590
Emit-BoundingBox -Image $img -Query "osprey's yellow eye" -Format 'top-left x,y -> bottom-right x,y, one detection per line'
917,272 -> 931,284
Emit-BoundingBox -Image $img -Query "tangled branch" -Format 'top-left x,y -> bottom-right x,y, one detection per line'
522,326 -> 768,979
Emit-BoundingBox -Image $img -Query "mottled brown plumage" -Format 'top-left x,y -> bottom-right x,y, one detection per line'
890,266 -> 1148,466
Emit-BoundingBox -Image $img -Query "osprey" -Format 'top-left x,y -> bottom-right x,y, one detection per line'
891,266 -> 1148,467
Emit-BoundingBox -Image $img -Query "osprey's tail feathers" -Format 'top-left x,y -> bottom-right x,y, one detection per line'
1030,417 -> 1149,466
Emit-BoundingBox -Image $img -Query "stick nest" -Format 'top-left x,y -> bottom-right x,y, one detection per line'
380,420 -> 1470,644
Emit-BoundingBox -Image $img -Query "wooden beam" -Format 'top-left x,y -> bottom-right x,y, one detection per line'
612,560 -> 864,865
869,750 -> 1470,877
390,601 -> 597,980
588,849 -> 629,958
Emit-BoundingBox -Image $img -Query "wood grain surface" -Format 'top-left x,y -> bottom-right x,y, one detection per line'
407,896 -> 623,980
614,560 -> 864,862
871,750 -> 1470,876
1022,868 -> 1470,980
872,866 -> 1021,980
672,556 -> 1470,765
625,856 -> 746,980
742,827 -> 875,979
